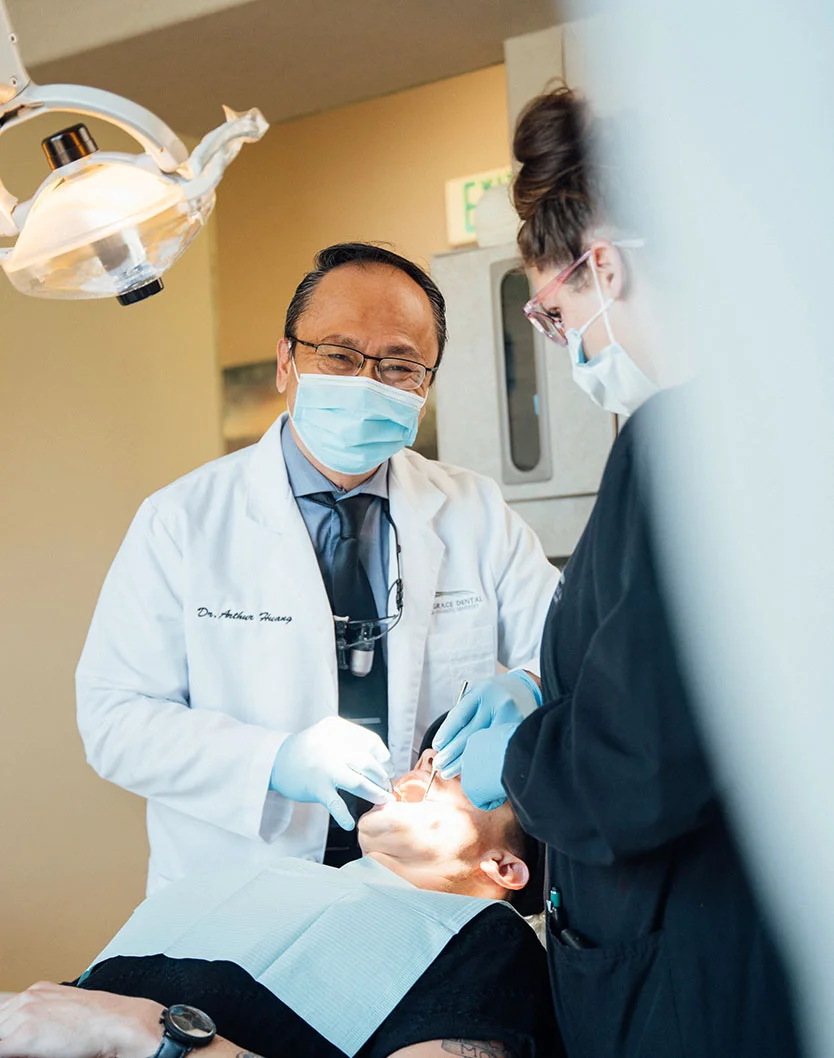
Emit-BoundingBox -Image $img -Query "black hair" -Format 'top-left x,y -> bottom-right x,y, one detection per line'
283,242 -> 447,368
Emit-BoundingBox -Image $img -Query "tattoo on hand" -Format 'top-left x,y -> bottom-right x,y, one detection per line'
235,1053 -> 266,1058
441,1042 -> 519,1058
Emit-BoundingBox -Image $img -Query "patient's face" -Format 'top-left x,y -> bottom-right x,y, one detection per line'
357,747 -> 524,898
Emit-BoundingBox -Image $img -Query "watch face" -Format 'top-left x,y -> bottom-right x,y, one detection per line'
167,1005 -> 215,1040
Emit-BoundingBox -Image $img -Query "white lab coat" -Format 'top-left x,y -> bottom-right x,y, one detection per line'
77,414 -> 560,892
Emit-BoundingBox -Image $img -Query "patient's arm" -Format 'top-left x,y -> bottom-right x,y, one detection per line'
0,986 -> 521,1058
391,1041 -> 520,1057
0,984 -> 262,1058
0,983 -> 162,1058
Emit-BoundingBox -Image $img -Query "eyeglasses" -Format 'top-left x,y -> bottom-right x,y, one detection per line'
523,251 -> 593,347
289,336 -> 436,392
523,239 -> 645,346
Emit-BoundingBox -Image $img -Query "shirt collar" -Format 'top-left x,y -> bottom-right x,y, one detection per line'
280,418 -> 389,501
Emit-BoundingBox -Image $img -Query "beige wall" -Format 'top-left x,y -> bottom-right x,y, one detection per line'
216,63 -> 510,369
0,116 -> 223,989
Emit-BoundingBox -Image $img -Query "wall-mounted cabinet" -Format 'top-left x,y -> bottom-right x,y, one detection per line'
433,241 -> 616,559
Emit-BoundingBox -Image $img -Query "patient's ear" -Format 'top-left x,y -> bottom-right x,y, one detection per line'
479,850 -> 530,894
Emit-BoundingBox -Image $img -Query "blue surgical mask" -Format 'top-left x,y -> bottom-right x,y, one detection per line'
564,261 -> 658,417
289,370 -> 426,475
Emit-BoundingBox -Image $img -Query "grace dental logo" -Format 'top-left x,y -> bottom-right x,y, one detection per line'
432,590 -> 485,614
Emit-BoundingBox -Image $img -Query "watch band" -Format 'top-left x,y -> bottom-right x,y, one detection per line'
153,1034 -> 192,1058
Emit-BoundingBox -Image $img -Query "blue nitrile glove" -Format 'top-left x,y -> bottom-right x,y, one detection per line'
270,716 -> 394,831
459,722 -> 518,811
432,670 -> 542,779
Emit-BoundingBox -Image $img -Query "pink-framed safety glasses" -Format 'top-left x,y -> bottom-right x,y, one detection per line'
523,239 -> 645,346
523,250 -> 593,346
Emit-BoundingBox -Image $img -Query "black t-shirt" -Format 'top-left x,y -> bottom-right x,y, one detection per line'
76,903 -> 562,1058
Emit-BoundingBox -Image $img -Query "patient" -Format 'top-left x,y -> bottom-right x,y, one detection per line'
0,737 -> 561,1058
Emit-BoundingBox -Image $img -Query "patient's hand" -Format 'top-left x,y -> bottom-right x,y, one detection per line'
0,982 -> 162,1058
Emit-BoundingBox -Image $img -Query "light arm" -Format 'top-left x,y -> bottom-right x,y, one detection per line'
0,83 -> 189,170
0,81 -> 190,235
0,0 -> 28,104
0,0 -> 186,170
0,0 -> 188,236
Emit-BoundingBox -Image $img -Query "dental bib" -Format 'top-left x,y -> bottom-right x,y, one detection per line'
82,858 -> 497,1056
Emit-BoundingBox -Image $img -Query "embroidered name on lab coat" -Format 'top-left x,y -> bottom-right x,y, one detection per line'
196,607 -> 293,624
432,590 -> 485,615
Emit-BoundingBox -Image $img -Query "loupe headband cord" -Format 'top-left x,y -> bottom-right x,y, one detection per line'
383,498 -> 404,628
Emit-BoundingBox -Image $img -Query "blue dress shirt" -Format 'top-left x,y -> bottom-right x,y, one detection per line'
281,420 -> 391,621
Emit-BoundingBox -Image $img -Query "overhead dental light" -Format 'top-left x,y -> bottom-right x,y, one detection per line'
0,0 -> 268,305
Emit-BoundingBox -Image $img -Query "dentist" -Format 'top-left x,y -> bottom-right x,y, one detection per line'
76,242 -> 560,888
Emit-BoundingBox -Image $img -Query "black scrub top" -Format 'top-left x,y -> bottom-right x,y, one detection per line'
502,390 -> 801,1058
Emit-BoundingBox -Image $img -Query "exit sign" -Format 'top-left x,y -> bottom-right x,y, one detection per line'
445,165 -> 513,246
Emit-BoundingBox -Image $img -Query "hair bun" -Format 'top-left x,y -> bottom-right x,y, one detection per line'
512,86 -> 598,269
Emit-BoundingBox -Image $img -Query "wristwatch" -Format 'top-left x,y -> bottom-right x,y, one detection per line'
153,1005 -> 217,1058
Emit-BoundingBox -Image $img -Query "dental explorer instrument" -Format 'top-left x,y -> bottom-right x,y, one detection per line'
423,679 -> 469,800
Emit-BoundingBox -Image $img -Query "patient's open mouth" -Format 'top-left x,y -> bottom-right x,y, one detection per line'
392,775 -> 430,802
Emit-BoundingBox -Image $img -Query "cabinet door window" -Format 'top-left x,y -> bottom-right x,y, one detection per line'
501,270 -> 542,472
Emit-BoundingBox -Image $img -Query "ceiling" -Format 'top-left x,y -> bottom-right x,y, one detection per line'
7,0 -> 562,137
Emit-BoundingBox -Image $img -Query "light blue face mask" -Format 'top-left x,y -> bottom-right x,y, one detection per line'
289,369 -> 425,475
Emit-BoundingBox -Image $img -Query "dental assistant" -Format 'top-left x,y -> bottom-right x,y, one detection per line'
432,90 -> 799,1058
76,242 -> 560,890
